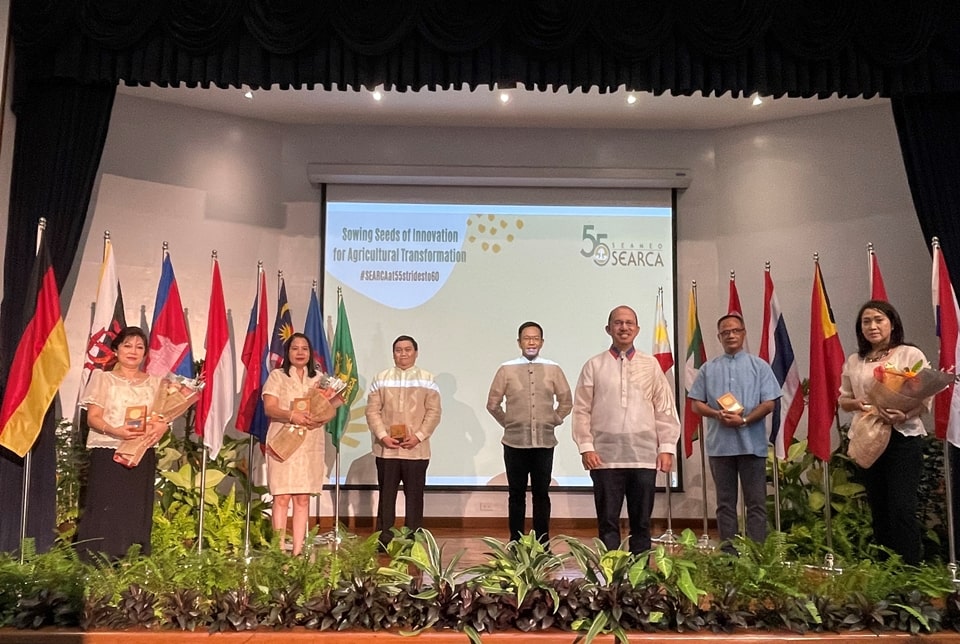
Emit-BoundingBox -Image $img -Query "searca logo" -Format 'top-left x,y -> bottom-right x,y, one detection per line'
579,225 -> 666,268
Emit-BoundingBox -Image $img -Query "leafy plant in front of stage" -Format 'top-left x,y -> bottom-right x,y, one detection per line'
770,436 -> 873,562
0,539 -> 84,629
155,432 -> 271,553
467,531 -> 567,632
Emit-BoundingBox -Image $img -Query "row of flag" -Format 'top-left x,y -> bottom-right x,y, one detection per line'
654,243 -> 960,463
0,231 -> 360,461
2,231 -> 960,464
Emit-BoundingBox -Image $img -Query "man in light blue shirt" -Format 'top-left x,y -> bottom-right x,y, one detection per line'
688,314 -> 780,550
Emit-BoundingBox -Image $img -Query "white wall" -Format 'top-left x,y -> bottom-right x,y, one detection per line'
59,93 -> 927,525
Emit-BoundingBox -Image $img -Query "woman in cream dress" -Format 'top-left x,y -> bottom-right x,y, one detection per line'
263,333 -> 328,555
76,326 -> 166,561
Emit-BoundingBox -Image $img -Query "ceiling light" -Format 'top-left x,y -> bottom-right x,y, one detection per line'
372,90 -> 382,101
752,94 -> 763,106
499,92 -> 510,104
243,90 -> 254,100
626,94 -> 637,105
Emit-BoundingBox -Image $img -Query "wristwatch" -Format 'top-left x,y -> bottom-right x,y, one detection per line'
740,417 -> 748,427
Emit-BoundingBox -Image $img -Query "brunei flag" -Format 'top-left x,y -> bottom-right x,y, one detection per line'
0,234 -> 70,457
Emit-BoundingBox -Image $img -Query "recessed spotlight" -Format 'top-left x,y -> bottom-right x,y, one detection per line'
499,92 -> 510,104
243,90 -> 254,100
372,90 -> 382,101
626,94 -> 637,105
752,94 -> 763,106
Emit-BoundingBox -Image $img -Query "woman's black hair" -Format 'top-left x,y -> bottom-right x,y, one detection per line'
855,300 -> 905,358
281,332 -> 318,377
110,326 -> 149,352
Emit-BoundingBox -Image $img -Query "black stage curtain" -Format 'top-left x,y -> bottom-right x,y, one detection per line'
0,79 -> 116,554
891,94 -> 960,284
9,0 -> 960,97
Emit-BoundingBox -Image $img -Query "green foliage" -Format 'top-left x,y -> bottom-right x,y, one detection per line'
54,419 -> 87,537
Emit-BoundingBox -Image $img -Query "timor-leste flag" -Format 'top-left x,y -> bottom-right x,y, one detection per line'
0,235 -> 70,457
807,261 -> 844,461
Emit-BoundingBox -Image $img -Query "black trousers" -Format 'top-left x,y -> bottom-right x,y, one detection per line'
860,431 -> 922,564
503,445 -> 554,542
589,467 -> 656,554
375,457 -> 429,545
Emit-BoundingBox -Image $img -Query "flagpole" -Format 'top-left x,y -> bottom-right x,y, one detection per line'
813,253 -> 835,553
654,288 -> 676,546
196,250 -> 219,555
867,242 -> 874,297
933,238 -> 959,581
333,288 -> 344,549
243,261 -> 264,559
689,281 -> 712,549
764,262 -> 784,533
17,218 -> 47,561
732,270 -> 748,535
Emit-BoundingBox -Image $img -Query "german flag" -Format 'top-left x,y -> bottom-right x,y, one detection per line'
0,233 -> 70,457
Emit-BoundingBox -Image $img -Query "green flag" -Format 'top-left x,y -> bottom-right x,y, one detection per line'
328,291 -> 358,450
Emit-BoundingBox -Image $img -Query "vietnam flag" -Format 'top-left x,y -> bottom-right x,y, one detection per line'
195,258 -> 235,459
869,245 -> 889,302
727,272 -> 750,352
682,284 -> 706,458
808,260 -> 845,461
0,233 -> 70,457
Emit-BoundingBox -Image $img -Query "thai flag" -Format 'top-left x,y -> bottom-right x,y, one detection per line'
759,267 -> 804,459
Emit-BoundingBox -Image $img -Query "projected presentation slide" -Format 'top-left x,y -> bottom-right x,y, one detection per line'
324,200 -> 675,488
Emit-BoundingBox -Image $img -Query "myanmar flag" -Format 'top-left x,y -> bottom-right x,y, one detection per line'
0,234 -> 70,457
682,285 -> 706,458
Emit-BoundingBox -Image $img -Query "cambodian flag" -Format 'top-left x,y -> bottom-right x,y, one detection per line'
147,252 -> 193,378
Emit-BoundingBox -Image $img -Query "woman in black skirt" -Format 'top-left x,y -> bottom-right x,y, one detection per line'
75,326 -> 167,561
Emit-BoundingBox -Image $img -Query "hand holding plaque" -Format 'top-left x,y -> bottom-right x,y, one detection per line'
114,374 -> 205,469
716,392 -> 744,415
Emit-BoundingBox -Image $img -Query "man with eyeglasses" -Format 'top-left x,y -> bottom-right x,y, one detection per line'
572,305 -> 680,554
486,321 -> 573,543
688,314 -> 780,552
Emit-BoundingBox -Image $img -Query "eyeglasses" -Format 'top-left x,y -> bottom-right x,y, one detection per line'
718,328 -> 745,337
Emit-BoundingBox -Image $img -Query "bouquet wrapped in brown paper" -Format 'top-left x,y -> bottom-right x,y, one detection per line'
113,373 -> 205,468
267,374 -> 347,462
848,362 -> 954,468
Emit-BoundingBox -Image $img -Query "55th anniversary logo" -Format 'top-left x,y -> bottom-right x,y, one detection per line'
580,225 -> 666,268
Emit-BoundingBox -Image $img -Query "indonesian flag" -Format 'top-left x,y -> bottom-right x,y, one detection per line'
682,284 -> 706,458
652,288 -> 674,374
869,245 -> 889,302
808,260 -> 844,461
195,258 -> 235,459
759,267 -> 804,459
932,240 -> 960,447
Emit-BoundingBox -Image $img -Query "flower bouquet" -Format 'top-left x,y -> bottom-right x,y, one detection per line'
113,373 -> 205,468
848,361 -> 954,468
267,374 -> 347,462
